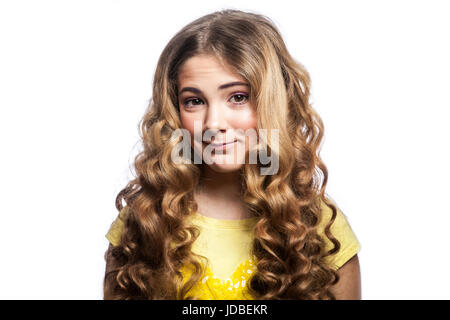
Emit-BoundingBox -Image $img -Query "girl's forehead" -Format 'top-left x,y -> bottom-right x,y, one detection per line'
177,54 -> 242,82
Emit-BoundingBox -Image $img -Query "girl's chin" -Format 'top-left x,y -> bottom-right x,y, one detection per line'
205,162 -> 245,173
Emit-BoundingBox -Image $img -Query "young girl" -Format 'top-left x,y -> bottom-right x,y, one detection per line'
104,9 -> 361,300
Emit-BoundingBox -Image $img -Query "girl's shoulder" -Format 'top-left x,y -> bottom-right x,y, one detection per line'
316,197 -> 362,270
104,199 -> 362,271
105,206 -> 130,247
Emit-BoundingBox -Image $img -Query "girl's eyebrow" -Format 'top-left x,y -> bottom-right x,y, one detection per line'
178,81 -> 249,95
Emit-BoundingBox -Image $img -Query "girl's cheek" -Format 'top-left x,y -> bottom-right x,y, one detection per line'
232,108 -> 257,130
180,112 -> 198,134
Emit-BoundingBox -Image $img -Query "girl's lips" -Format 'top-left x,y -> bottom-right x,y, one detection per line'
203,139 -> 238,151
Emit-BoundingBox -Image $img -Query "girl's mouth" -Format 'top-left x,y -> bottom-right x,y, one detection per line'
203,139 -> 237,151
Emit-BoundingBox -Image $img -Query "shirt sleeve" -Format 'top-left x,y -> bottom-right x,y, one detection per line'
316,198 -> 362,270
105,206 -> 130,247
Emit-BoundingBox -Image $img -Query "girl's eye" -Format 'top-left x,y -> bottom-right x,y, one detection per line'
183,98 -> 204,108
230,94 -> 248,105
182,93 -> 248,109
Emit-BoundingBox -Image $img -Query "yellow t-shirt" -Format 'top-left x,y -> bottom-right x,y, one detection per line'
105,200 -> 361,299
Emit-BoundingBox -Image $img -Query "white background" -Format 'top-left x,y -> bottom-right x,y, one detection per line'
1,0 -> 449,299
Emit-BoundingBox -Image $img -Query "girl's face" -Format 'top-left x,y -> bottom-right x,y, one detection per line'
177,54 -> 257,173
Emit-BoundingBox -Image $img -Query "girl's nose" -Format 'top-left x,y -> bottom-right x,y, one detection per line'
204,102 -> 228,132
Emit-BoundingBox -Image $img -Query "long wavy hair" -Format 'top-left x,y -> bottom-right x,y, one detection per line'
104,9 -> 342,300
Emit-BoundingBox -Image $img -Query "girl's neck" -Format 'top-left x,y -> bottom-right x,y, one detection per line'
194,166 -> 251,219
198,165 -> 242,198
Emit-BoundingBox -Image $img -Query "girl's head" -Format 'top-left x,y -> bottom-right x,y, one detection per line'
177,53 -> 257,173
151,9 -> 305,175
106,9 -> 341,300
